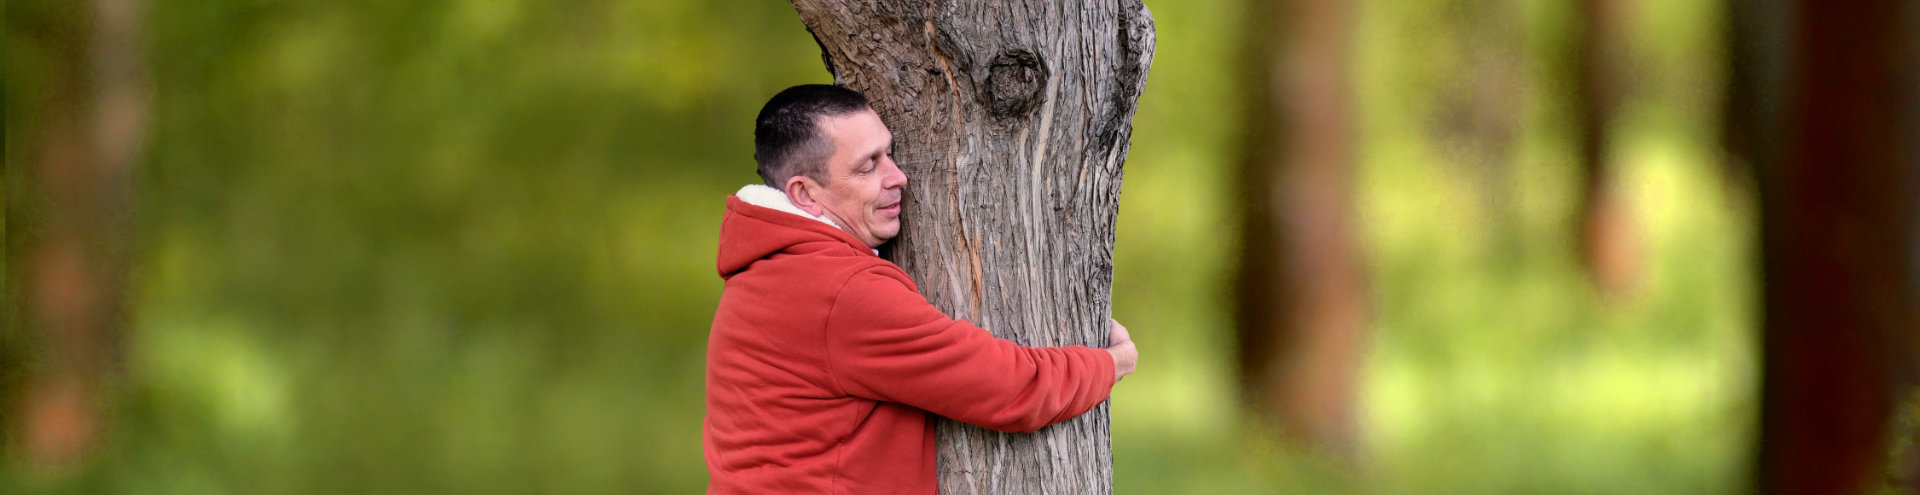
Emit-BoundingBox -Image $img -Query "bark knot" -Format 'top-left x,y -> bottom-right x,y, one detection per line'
983,49 -> 1048,118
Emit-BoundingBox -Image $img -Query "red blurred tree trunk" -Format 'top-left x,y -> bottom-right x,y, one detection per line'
1234,0 -> 1366,459
1730,0 -> 1920,493
8,0 -> 149,470
1573,0 -> 1641,296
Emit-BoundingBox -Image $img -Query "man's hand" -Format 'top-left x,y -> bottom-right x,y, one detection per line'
1106,319 -> 1136,384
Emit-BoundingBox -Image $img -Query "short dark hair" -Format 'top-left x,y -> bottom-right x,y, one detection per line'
754,84 -> 871,188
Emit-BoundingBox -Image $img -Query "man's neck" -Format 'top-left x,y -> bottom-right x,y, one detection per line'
735,184 -> 880,255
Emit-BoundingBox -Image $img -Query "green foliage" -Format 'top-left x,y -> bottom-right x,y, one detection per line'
3,0 -> 1753,493
1110,0 -> 1751,492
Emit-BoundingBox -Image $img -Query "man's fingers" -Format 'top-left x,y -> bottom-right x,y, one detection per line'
1107,338 -> 1137,383
1108,319 -> 1131,346
1105,319 -> 1137,384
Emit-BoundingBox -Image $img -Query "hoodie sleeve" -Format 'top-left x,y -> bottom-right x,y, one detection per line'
823,267 -> 1116,433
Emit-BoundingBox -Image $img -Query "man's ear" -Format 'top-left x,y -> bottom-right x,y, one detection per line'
785,175 -> 826,217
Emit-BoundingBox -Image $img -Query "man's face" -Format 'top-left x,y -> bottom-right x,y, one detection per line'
800,109 -> 907,248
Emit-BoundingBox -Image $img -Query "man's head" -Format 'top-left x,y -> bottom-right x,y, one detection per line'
754,84 -> 907,248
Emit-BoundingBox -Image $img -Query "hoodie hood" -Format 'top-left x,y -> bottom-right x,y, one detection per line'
733,184 -> 841,230
716,185 -> 876,278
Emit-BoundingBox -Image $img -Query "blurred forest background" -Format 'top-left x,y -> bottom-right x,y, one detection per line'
5,0 -> 1916,494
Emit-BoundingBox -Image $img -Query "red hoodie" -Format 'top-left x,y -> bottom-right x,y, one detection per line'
704,193 -> 1115,494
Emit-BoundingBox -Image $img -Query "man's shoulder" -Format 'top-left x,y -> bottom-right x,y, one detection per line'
730,246 -> 905,291
764,253 -> 925,309
817,254 -> 913,296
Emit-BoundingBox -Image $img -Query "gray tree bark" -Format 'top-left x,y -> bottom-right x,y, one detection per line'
785,1 -> 1154,492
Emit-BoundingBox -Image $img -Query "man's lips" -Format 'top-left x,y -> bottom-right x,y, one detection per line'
877,201 -> 901,216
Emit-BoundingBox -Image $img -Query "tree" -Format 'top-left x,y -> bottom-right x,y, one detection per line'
784,0 -> 1155,492
1232,0 -> 1366,460
1725,0 -> 1920,492
1571,0 -> 1640,296
7,0 -> 149,471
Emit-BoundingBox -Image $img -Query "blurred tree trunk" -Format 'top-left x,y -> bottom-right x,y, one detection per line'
786,1 -> 1154,492
1727,0 -> 1920,493
1572,0 -> 1641,296
7,0 -> 149,471
1721,0 -> 1790,176
1458,0 -> 1525,258
1233,0 -> 1366,460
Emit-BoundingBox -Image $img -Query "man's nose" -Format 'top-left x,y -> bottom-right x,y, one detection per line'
883,157 -> 908,188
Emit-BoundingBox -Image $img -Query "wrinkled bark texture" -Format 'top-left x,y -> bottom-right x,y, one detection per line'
785,0 -> 1154,492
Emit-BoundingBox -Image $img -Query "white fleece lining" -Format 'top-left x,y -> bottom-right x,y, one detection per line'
735,184 -> 842,230
735,184 -> 881,255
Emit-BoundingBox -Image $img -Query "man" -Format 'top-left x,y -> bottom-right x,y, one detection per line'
705,84 -> 1139,493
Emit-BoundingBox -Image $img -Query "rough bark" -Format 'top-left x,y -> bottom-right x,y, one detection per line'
1729,0 -> 1920,493
7,0 -> 149,471
1232,0 -> 1365,459
784,0 -> 1154,492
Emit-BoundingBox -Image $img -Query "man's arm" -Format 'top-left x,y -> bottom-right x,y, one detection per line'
824,268 -> 1133,433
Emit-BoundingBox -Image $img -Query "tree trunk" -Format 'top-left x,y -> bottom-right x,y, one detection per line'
7,0 -> 149,471
784,1 -> 1154,492
1232,0 -> 1365,460
1730,0 -> 1920,493
1458,0 -> 1526,260
1572,0 -> 1641,296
